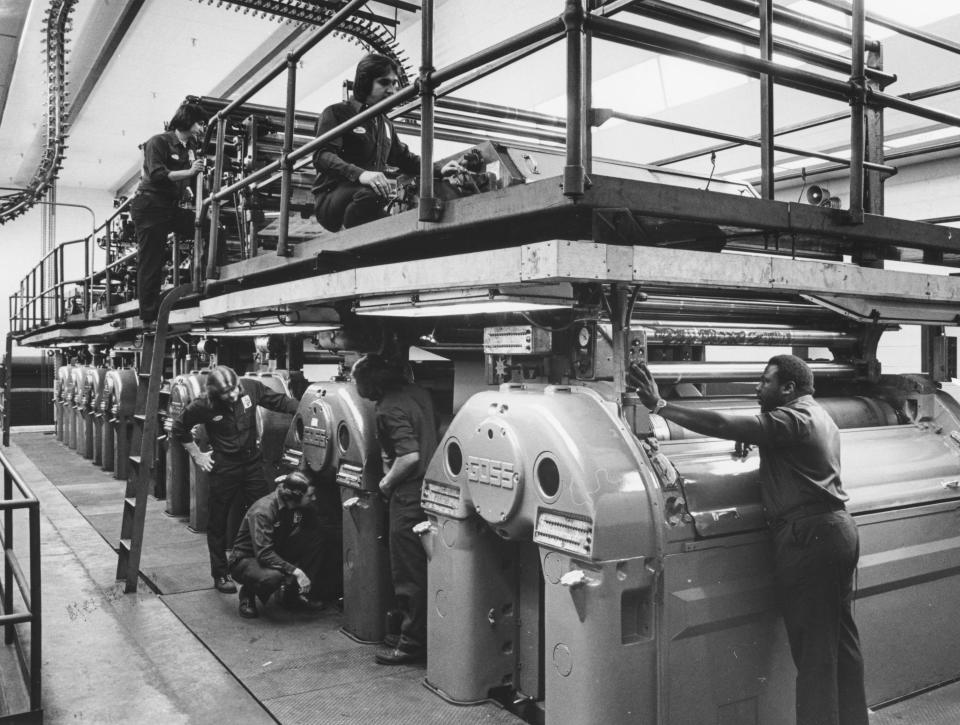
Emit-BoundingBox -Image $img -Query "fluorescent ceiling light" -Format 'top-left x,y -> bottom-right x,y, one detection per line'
354,284 -> 575,318
206,324 -> 340,337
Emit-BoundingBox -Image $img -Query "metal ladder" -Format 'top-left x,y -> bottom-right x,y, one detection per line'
116,285 -> 191,592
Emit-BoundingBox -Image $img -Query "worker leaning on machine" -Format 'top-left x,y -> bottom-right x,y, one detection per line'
352,353 -> 438,665
310,53 -> 462,232
629,355 -> 868,725
169,365 -> 299,595
130,102 -> 206,325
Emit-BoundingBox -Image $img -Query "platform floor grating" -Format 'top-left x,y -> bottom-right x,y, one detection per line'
12,430 -> 522,724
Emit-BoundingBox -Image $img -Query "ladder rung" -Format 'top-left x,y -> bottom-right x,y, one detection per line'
133,413 -> 146,422
129,455 -> 141,467
138,372 -> 152,379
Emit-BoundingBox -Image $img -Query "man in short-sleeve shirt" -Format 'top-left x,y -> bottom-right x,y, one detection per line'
353,353 -> 437,665
630,354 -> 867,725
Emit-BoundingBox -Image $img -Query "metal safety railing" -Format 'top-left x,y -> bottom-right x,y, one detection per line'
0,446 -> 42,722
8,198 -> 136,336
10,0 -> 960,338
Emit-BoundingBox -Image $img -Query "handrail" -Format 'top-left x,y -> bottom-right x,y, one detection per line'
0,444 -> 42,720
12,0 -> 960,340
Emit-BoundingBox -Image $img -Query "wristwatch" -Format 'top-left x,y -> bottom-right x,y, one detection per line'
649,398 -> 667,415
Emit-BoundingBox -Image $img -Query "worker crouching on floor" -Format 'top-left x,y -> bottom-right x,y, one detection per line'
228,471 -> 331,619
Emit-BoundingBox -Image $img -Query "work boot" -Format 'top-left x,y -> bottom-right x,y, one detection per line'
214,574 -> 237,593
238,586 -> 258,619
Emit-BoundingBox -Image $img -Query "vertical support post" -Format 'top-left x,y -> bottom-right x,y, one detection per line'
583,9 -> 593,178
103,225 -> 112,314
29,500 -> 41,711
3,468 -> 11,645
759,0 -> 775,200
610,284 -> 629,395
563,0 -> 586,198
204,117 -> 227,285
278,55 -> 297,256
3,334 -> 10,447
863,46 -> 885,216
39,256 -> 46,325
83,234 -> 90,317
848,0 -> 866,225
419,0 -> 440,222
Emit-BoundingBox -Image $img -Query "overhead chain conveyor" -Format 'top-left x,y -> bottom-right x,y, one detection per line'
7,1 -> 960,723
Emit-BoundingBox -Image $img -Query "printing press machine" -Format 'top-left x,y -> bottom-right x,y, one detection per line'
416,292 -> 960,724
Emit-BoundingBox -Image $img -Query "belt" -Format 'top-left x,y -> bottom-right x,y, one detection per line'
768,499 -> 845,530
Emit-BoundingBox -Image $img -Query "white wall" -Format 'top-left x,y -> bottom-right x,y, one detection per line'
0,186 -> 116,343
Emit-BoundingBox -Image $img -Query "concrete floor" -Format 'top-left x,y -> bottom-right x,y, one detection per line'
1,430 -> 521,725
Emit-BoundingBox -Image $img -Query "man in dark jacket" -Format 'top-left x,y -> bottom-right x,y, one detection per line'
228,471 -> 328,618
170,365 -> 300,594
311,54 -> 419,232
352,353 -> 437,665
628,355 -> 868,725
130,102 -> 206,324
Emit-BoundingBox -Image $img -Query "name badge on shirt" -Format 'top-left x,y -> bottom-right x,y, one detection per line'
212,415 -> 224,422
353,127 -> 366,134
241,395 -> 252,410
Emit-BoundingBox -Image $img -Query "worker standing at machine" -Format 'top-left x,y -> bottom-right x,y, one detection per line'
352,353 -> 437,665
130,102 -> 206,325
628,355 -> 868,725
228,471 -> 328,618
170,365 -> 300,594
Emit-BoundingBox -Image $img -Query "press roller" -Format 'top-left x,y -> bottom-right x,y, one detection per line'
421,378 -> 960,724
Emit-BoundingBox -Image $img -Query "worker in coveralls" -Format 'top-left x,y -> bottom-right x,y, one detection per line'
629,354 -> 868,725
228,471 -> 329,618
170,365 -> 299,594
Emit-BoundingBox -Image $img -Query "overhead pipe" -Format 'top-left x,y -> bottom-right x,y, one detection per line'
623,0 -> 895,86
586,15 -> 853,101
694,0 -> 881,54
647,360 -> 857,382
807,0 -> 960,57
587,15 -> 960,142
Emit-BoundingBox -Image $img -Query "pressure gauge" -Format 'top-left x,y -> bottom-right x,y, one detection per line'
577,325 -> 591,348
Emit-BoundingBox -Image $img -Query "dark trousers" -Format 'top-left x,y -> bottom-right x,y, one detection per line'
388,482 -> 428,651
773,510 -> 868,725
130,195 -> 193,322
208,458 -> 269,579
229,510 -> 335,604
313,183 -> 387,232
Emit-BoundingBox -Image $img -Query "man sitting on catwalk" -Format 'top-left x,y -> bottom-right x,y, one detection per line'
228,471 -> 329,619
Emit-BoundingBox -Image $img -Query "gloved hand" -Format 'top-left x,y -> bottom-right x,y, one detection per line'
293,567 -> 311,595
